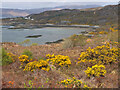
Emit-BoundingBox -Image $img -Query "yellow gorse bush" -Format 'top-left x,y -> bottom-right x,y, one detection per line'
110,27 -> 118,32
78,43 -> 119,65
89,32 -> 96,35
19,55 -> 30,63
59,77 -> 89,88
46,54 -> 71,67
99,31 -> 108,34
84,85 -> 90,88
7,53 -> 17,62
89,31 -> 108,35
46,54 -> 55,58
85,64 -> 106,77
24,60 -> 50,72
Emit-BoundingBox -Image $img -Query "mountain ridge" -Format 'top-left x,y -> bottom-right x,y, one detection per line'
1,4 -> 102,18
2,5 -> 118,27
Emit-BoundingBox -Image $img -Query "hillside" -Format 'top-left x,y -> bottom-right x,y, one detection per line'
2,5 -> 118,27
1,28 -> 119,88
1,8 -> 53,18
26,5 -> 118,25
1,4 -> 101,18
1,4 -> 119,89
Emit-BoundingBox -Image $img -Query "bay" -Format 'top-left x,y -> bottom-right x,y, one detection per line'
2,27 -> 87,45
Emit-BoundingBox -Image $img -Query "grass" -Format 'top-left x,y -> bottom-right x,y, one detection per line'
62,34 -> 87,49
107,30 -> 118,42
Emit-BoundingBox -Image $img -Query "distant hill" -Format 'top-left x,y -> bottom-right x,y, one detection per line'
1,8 -> 53,18
2,5 -> 118,27
54,5 -> 101,9
1,4 -> 102,18
26,5 -> 118,25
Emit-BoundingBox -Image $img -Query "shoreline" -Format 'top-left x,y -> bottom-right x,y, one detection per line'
7,24 -> 99,29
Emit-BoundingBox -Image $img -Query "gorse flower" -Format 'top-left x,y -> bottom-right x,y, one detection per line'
85,64 -> 106,77
77,43 -> 119,65
59,77 -> 89,88
110,27 -> 118,32
99,31 -> 108,34
84,85 -> 90,88
7,53 -> 17,62
24,60 -> 50,72
89,31 -> 108,35
46,54 -> 71,67
19,55 -> 30,63
46,54 -> 55,58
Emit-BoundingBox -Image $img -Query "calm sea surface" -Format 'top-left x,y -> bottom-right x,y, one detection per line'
2,27 -> 87,45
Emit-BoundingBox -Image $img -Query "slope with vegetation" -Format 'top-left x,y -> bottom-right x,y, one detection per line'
1,27 -> 119,88
2,5 -> 118,27
1,4 -> 119,89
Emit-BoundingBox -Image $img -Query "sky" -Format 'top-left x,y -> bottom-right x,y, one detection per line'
1,0 -> 120,2
1,0 -> 119,9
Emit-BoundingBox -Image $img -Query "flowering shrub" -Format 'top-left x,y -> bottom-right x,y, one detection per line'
46,54 -> 71,67
7,53 -> 17,62
110,27 -> 118,32
59,77 -> 89,88
22,49 -> 33,59
89,32 -> 96,35
84,85 -> 90,88
89,31 -> 108,35
78,43 -> 119,65
2,48 -> 16,65
19,55 -> 30,64
114,42 -> 118,45
46,54 -> 55,58
85,64 -> 106,77
24,60 -> 50,72
99,31 -> 108,34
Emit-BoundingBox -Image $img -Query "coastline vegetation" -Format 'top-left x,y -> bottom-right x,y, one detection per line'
2,48 -> 16,65
1,27 -> 119,88
1,4 -> 119,88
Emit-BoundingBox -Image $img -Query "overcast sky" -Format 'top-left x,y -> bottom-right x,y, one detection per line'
1,0 -> 119,2
1,0 -> 119,9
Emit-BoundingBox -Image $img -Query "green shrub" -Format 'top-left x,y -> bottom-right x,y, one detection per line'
107,31 -> 118,42
62,34 -> 87,49
62,38 -> 74,49
31,43 -> 38,46
1,48 -> 13,65
18,39 -> 31,46
0,48 -> 2,65
22,49 -> 33,59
